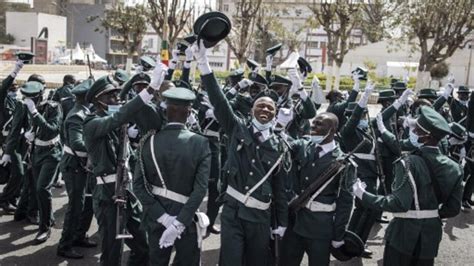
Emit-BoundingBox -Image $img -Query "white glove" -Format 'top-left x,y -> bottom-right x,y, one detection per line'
184,46 -> 193,68
331,240 -> 345,249
352,178 -> 367,199
135,65 -> 144,74
24,129 -> 35,142
159,220 -> 185,249
169,49 -> 180,69
393,89 -> 413,110
376,113 -> 387,134
265,54 -> 273,72
447,73 -> 455,84
442,84 -> 454,99
127,124 -> 139,139
403,116 -> 416,129
24,98 -> 37,115
288,69 -> 303,93
351,70 -> 363,91
358,81 -> 374,108
271,226 -> 287,239
238,78 -> 253,90
149,60 -> 168,90
192,40 -> 211,75
157,213 -> 177,229
11,60 -> 24,78
205,108 -> 216,120
0,154 -> 12,166
187,112 -> 198,126
311,77 -> 324,104
276,108 -> 294,129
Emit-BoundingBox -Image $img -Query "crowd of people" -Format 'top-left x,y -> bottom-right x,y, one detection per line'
0,37 -> 472,266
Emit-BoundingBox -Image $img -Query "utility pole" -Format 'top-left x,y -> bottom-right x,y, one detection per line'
160,0 -> 169,65
466,39 -> 473,86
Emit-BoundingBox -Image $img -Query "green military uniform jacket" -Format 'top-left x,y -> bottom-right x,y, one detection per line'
30,101 -> 63,164
0,75 -> 17,142
340,105 -> 377,181
285,97 -> 317,139
361,154 -> 442,259
203,72 -> 288,226
53,84 -> 75,117
290,140 -> 354,241
133,124 -> 211,230
83,95 -> 148,202
327,89 -> 358,130
60,103 -> 90,172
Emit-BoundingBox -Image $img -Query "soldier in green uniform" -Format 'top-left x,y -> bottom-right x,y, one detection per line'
192,40 -> 289,266
352,106 -> 463,266
0,60 -> 24,214
57,79 -> 97,259
462,90 -> 474,208
281,112 -> 355,266
52,74 -> 76,118
340,82 -> 377,257
83,61 -> 168,265
134,87 -> 211,266
22,81 -> 63,244
326,70 -> 363,130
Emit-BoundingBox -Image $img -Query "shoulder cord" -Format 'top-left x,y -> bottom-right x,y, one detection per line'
138,129 -> 159,199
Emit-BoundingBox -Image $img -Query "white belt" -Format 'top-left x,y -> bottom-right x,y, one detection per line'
96,174 -> 117,185
306,201 -> 336,212
226,186 -> 271,210
34,135 -> 60,146
2,130 -> 9,137
392,210 -> 439,219
469,132 -> 474,138
151,185 -> 189,204
63,145 -> 87,158
203,129 -> 220,138
353,153 -> 376,160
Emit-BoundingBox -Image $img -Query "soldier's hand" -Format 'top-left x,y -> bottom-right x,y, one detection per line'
185,46 -> 194,62
171,49 -> 180,62
352,178 -> 366,199
159,220 -> 185,249
24,98 -> 37,115
157,213 -> 176,229
149,62 -> 168,90
270,226 -> 287,239
447,73 -> 455,84
192,40 -> 211,75
127,124 -> 139,139
276,107 -> 294,130
376,113 -> 386,134
11,60 -> 24,78
399,89 -> 414,104
352,70 -> 364,83
443,83 -> 454,99
0,154 -> 11,166
24,129 -> 35,143
237,78 -> 253,90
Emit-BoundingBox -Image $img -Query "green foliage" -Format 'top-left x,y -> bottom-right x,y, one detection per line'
430,62 -> 449,80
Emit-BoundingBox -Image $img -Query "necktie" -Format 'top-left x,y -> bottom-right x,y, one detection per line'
254,131 -> 263,143
315,146 -> 323,159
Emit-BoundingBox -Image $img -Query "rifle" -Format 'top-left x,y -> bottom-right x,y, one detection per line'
288,139 -> 368,213
367,113 -> 388,195
86,54 -> 94,81
114,123 -> 133,263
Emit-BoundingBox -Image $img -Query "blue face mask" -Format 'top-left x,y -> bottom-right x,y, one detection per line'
409,130 -> 423,148
357,119 -> 369,130
310,132 -> 329,145
8,91 -> 17,98
252,118 -> 273,131
105,104 -> 122,115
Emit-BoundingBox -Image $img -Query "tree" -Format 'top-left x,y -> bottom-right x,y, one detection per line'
396,0 -> 474,89
88,3 -> 148,72
308,0 -> 363,91
359,0 -> 402,43
225,0 -> 263,64
146,0 -> 194,48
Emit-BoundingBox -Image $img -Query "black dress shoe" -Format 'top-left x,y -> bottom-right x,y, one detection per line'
57,248 -> 84,259
14,213 -> 26,221
208,225 -> 221,235
0,202 -> 17,214
73,237 -> 98,248
27,216 -> 40,225
467,199 -> 474,205
375,217 -> 390,224
361,248 -> 373,258
34,229 -> 51,245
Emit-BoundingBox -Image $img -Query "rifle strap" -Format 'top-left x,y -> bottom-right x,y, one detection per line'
306,163 -> 346,208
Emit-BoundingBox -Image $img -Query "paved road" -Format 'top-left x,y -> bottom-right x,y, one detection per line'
0,183 -> 473,266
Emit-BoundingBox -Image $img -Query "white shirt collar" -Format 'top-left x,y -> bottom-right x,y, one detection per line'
316,140 -> 336,158
167,122 -> 185,126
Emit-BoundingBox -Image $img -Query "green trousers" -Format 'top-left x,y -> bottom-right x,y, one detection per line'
280,228 -> 331,266
206,137 -> 221,227
148,225 -> 200,266
219,204 -> 270,266
93,190 -> 148,266
58,169 -> 94,250
15,167 -> 38,219
32,159 -> 59,232
0,152 -> 23,204
384,240 -> 434,266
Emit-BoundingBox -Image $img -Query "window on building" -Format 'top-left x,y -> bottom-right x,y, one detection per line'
148,38 -> 154,48
320,41 -> 326,49
307,41 -> 319,48
210,62 -> 223,68
223,4 -> 229,12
